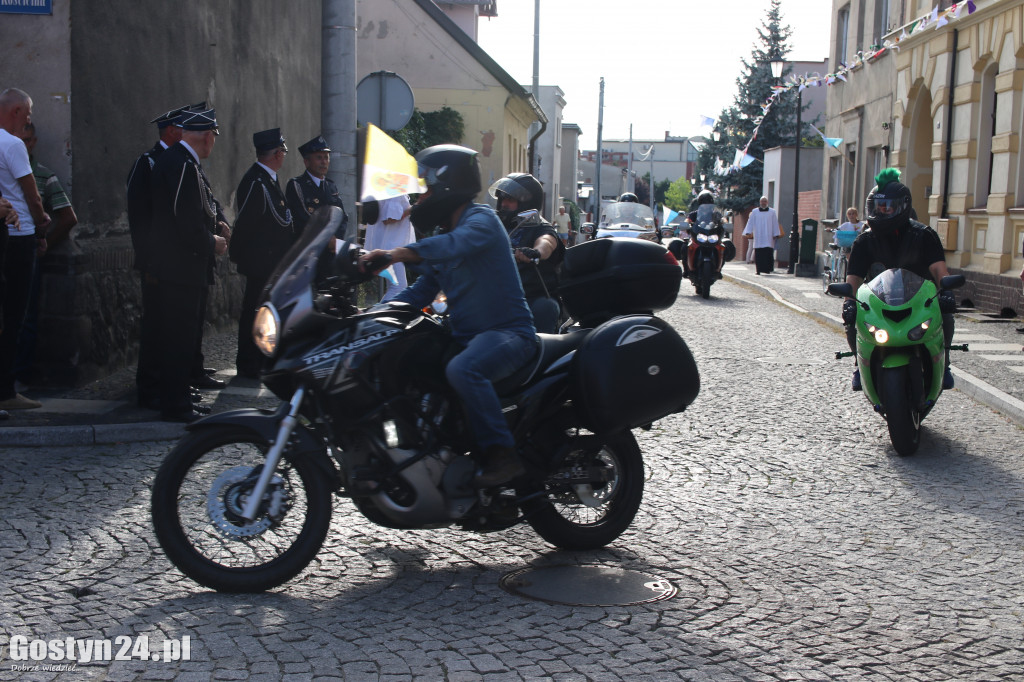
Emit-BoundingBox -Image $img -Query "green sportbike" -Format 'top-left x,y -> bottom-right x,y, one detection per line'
828,268 -> 967,455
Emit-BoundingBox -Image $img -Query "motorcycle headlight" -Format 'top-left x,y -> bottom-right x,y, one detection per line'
708,234 -> 720,244
696,233 -> 709,243
866,324 -> 889,344
907,319 -> 930,341
253,304 -> 280,357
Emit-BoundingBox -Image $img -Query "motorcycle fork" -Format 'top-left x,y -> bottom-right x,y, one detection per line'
241,386 -> 307,521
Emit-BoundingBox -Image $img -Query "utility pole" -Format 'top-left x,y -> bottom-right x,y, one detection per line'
322,0 -> 357,239
594,77 -> 604,224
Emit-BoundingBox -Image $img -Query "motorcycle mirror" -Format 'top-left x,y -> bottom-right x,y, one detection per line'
826,282 -> 854,298
940,274 -> 966,290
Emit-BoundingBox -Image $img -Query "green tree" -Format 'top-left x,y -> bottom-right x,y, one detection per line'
395,106 -> 466,156
664,176 -> 692,211
697,0 -> 806,212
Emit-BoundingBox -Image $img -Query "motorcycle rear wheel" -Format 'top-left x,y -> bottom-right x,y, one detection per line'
151,425 -> 333,592
881,367 -> 922,456
522,431 -> 644,550
699,261 -> 714,300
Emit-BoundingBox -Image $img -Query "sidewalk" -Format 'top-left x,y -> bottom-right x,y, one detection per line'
3,265 -> 1023,447
722,261 -> 1024,426
0,329 -> 280,447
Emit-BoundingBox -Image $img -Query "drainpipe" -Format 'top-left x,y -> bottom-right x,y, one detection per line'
527,96 -> 547,177
940,28 -> 959,219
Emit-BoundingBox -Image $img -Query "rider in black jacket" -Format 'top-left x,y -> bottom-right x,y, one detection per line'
489,173 -> 565,333
844,168 -> 955,391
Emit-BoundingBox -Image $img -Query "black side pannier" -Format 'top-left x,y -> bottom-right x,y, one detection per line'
559,238 -> 682,326
570,315 -> 699,433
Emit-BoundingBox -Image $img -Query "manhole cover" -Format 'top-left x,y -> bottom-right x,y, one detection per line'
755,356 -> 827,365
499,565 -> 677,606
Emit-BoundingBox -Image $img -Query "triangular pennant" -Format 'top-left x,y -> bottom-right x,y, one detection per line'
966,0 -> 976,12
936,12 -> 948,28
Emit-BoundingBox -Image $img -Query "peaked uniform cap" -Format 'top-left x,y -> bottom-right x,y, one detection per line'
298,135 -> 331,156
179,107 -> 219,132
254,128 -> 286,153
150,101 -> 209,128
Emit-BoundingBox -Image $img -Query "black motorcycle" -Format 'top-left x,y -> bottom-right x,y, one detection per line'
151,212 -> 700,592
669,204 -> 735,299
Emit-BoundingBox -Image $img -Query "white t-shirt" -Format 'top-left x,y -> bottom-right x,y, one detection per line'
0,128 -> 35,236
553,212 -> 571,234
835,220 -> 863,243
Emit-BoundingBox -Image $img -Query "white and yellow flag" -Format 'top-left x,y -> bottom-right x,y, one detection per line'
360,123 -> 426,201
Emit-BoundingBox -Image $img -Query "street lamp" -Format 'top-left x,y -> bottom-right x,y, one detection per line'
771,59 -> 802,275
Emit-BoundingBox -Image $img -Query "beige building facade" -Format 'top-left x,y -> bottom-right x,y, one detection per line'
826,0 -> 1024,313
356,0 -> 544,195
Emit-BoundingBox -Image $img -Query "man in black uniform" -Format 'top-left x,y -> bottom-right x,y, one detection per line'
126,102 -> 226,410
149,107 -> 229,422
285,135 -> 347,235
229,128 -> 297,379
844,168 -> 955,391
488,173 -> 564,333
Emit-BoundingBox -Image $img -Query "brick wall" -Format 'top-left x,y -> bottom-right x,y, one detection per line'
953,269 -> 1024,317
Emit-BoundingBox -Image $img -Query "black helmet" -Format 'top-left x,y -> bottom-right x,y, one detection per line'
618,192 -> 639,203
865,168 -> 912,234
488,172 -> 544,229
696,189 -> 715,206
410,144 -> 482,232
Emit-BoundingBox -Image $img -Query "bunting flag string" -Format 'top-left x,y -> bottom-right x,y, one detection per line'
716,1 -> 976,174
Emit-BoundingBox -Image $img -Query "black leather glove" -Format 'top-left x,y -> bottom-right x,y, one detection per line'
842,298 -> 858,326
517,247 -> 541,260
938,289 -> 957,314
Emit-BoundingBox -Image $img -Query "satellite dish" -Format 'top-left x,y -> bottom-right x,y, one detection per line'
357,71 -> 415,132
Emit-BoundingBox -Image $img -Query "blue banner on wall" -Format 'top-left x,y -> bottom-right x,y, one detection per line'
0,0 -> 52,15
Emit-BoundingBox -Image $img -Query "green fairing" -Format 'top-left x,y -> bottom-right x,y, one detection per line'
874,167 -> 902,188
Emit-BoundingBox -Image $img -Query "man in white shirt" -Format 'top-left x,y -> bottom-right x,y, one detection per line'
553,205 -> 572,245
0,88 -> 49,411
742,196 -> 783,275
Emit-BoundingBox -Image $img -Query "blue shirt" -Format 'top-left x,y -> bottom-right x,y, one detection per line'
395,203 -> 535,343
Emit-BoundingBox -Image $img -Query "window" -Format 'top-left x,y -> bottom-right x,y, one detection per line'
768,180 -> 776,207
873,0 -> 891,45
836,6 -> 850,65
867,147 -> 884,192
843,145 -> 857,212
828,157 -> 843,219
975,63 -> 998,207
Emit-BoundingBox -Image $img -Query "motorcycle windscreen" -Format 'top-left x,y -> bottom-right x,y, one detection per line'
264,207 -> 346,308
866,268 -> 927,306
696,204 -> 718,230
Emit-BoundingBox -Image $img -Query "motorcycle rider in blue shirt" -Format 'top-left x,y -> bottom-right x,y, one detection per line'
361,145 -> 537,487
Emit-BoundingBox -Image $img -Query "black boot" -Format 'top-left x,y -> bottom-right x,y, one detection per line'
474,444 -> 525,488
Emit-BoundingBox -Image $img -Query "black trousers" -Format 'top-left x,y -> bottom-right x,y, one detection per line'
0,236 -> 36,400
754,247 -> 775,274
191,285 -> 209,380
236,274 -> 267,376
136,272 -> 161,404
156,280 -> 205,416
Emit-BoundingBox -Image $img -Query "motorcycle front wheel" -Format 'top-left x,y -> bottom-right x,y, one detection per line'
881,367 -> 922,456
151,425 -> 333,592
522,431 -> 644,550
699,261 -> 714,300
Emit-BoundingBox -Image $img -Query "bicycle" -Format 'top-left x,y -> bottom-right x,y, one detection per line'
821,228 -> 858,292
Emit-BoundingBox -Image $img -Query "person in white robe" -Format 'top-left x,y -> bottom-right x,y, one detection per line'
742,196 -> 783,274
363,194 -> 414,300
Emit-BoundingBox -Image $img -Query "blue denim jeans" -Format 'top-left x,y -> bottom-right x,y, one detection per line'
445,330 -> 538,450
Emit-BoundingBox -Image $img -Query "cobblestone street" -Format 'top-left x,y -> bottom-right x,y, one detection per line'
2,276 -> 1023,681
